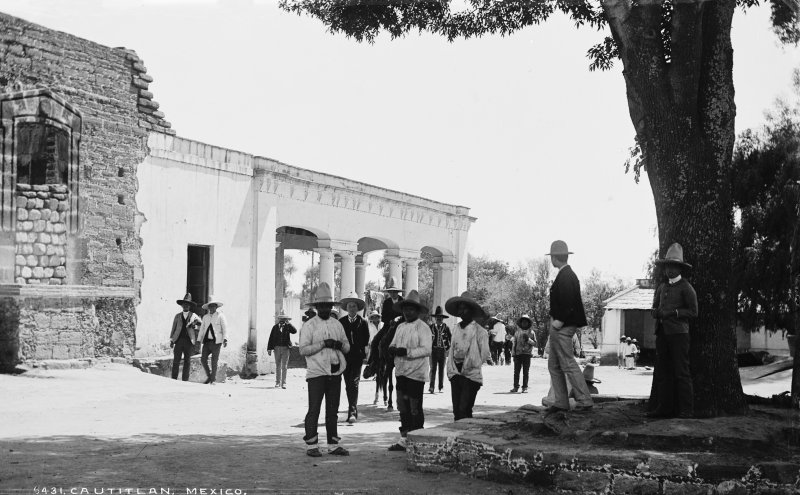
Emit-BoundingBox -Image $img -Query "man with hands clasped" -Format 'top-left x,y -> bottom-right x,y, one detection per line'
299,282 -> 351,457
386,290 -> 432,452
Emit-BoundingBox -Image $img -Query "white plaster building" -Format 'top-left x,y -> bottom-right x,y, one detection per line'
135,133 -> 474,374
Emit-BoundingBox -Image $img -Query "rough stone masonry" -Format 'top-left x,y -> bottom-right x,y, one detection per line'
0,11 -> 173,370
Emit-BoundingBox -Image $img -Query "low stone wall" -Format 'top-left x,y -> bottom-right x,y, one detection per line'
14,184 -> 68,285
0,285 -> 136,371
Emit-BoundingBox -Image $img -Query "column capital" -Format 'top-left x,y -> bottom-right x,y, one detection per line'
386,248 -> 420,260
314,247 -> 334,260
335,249 -> 360,260
317,239 -> 359,252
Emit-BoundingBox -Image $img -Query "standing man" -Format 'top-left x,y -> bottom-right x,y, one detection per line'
339,292 -> 371,424
268,310 -> 297,389
381,277 -> 403,329
387,290 -> 432,452
169,293 -> 202,381
618,335 -> 627,369
445,292 -> 491,421
648,243 -> 698,419
299,282 -> 350,457
198,296 -> 228,385
488,314 -> 507,365
510,314 -> 536,393
428,306 -> 451,394
546,240 -> 594,412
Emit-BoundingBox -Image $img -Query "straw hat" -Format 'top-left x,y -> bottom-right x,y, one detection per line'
276,310 -> 291,320
176,292 -> 195,307
309,282 -> 338,306
384,277 -> 402,292
368,310 -> 380,320
654,243 -> 692,269
338,291 -> 366,312
202,296 -> 223,310
431,306 -> 449,319
393,290 -> 428,313
546,240 -> 573,256
516,314 -> 533,327
445,291 -> 486,319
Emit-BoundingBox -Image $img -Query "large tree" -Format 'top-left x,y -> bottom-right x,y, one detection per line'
280,0 -> 798,417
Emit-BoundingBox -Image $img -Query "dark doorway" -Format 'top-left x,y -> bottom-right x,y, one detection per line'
186,245 -> 210,310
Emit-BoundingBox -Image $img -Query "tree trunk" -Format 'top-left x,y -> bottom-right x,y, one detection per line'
603,0 -> 747,416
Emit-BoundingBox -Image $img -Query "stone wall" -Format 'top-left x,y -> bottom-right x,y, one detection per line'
0,11 -> 175,368
14,184 -> 68,284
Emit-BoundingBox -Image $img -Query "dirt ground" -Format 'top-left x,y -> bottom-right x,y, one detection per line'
0,358 -> 789,494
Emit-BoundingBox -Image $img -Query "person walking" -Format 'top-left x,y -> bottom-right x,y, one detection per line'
338,292 -> 370,424
387,290 -> 431,452
487,314 -> 506,365
268,310 -> 297,389
618,335 -> 627,369
510,314 -> 536,393
428,306 -> 452,394
631,338 -> 640,368
545,240 -> 594,412
648,243 -> 698,419
445,292 -> 491,420
503,328 -> 514,366
169,293 -> 202,381
197,296 -> 227,385
299,282 -> 351,457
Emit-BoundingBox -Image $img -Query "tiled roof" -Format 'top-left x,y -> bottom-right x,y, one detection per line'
603,286 -> 655,310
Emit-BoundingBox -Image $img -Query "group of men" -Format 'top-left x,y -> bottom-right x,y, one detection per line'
166,239 -> 700,457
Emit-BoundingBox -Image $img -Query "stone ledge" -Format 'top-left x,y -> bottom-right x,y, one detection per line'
0,284 -> 136,298
132,354 -> 227,383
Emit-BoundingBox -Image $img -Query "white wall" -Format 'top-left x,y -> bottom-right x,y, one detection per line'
135,148 -> 255,371
600,309 -> 622,363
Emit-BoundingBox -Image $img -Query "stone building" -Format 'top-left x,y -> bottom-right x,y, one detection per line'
0,12 -> 474,374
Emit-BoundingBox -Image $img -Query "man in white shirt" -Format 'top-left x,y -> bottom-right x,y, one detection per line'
488,314 -> 507,365
386,290 -> 432,452
198,296 -> 227,385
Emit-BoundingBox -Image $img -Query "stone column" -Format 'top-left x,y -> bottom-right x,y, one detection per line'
386,254 -> 403,289
316,247 -> 335,292
404,258 -> 420,293
339,250 -> 357,297
432,263 -> 443,310
355,255 -> 366,300
437,260 -> 456,309
274,240 -> 284,313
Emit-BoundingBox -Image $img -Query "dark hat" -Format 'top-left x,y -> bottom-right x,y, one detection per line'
432,306 -> 449,319
655,243 -> 692,269
546,240 -> 573,256
309,282 -> 339,306
394,290 -> 428,313
516,314 -> 533,327
176,293 -> 195,307
445,291 -> 486,319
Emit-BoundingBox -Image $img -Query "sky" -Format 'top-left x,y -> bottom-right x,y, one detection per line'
0,0 -> 798,289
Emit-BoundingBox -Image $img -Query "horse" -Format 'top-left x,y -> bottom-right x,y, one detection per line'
367,317 -> 400,411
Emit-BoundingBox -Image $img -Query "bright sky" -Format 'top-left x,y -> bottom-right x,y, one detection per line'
1,0 -> 797,287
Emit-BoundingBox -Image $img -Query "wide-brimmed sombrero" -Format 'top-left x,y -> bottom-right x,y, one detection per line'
308,283 -> 339,306
338,291 -> 366,312
393,290 -> 428,313
202,296 -> 223,310
654,243 -> 693,269
445,291 -> 486,319
176,293 -> 195,307
431,306 -> 449,319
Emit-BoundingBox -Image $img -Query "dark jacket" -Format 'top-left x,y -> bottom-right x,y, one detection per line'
381,296 -> 402,328
652,278 -> 698,335
549,265 -> 588,328
339,314 -> 371,362
267,322 -> 297,350
429,322 -> 452,350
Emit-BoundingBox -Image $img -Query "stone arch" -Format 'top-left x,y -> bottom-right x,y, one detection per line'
420,245 -> 454,260
357,235 -> 399,255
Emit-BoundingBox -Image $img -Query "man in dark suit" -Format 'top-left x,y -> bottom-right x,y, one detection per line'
339,292 -> 371,423
169,293 -> 202,381
546,240 -> 593,412
381,277 -> 403,329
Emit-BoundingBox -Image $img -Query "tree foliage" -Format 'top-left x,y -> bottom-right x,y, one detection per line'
733,69 -> 800,333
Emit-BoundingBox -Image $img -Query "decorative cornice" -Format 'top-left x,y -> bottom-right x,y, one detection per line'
0,284 -> 136,298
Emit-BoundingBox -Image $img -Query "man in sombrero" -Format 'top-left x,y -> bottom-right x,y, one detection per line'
648,243 -> 698,419
298,282 -> 351,457
197,295 -> 228,385
380,277 -> 403,329
169,293 -> 202,381
386,290 -> 432,452
268,310 -> 297,389
445,292 -> 491,421
546,240 -> 594,412
428,306 -> 452,394
338,291 -> 371,424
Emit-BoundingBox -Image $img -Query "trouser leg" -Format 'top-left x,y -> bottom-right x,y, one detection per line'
180,340 -> 192,381
406,377 -> 425,431
549,326 -> 593,407
655,333 -> 675,414
460,377 -> 481,418
171,344 -> 182,380
304,376 -> 325,446
325,374 -> 342,443
396,375 -> 412,436
279,347 -> 291,385
201,344 -> 212,380
273,347 -> 284,385
344,361 -> 361,416
437,355 -> 445,389
450,374 -> 463,420
429,355 -> 437,390
513,356 -> 522,388
521,355 -> 531,389
670,333 -> 693,416
209,343 -> 221,382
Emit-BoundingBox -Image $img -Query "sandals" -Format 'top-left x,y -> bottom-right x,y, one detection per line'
328,446 -> 350,456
